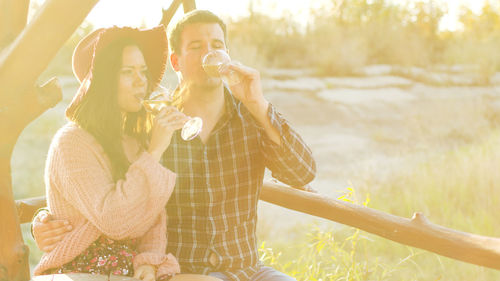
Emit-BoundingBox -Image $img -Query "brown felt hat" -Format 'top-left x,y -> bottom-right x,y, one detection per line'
72,25 -> 168,90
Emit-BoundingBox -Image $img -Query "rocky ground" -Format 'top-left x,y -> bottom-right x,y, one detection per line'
256,66 -> 500,234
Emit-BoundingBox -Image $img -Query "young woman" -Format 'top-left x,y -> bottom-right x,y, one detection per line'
33,26 -> 189,281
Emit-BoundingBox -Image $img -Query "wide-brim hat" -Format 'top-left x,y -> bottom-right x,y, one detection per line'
72,25 -> 168,90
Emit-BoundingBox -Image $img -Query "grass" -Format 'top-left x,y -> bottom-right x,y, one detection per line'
259,131 -> 500,280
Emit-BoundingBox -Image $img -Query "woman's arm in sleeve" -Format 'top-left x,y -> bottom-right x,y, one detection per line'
133,211 -> 180,278
51,131 -> 176,239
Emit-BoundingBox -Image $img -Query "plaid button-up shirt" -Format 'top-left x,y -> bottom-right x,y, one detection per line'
162,89 -> 316,281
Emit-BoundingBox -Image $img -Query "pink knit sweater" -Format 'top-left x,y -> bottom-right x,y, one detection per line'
34,123 -> 180,278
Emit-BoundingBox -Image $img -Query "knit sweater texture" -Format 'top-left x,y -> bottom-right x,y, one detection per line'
34,123 -> 180,278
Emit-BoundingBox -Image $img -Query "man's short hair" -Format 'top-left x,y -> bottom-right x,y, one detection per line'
168,10 -> 227,55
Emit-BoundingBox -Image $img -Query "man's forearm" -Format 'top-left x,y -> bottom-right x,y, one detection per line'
258,104 -> 317,187
246,99 -> 281,145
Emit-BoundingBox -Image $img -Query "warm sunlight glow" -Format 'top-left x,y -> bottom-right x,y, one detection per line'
7,0 -> 500,279
82,0 -> 333,28
30,0 -> 491,31
439,0 -> 489,31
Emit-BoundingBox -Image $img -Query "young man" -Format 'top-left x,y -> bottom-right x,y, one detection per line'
33,10 -> 316,281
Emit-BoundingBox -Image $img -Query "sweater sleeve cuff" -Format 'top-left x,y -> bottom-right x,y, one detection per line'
134,252 -> 180,278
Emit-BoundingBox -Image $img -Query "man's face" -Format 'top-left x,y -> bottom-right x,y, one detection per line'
171,23 -> 227,89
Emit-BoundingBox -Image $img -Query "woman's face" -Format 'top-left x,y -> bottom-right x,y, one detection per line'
117,45 -> 148,113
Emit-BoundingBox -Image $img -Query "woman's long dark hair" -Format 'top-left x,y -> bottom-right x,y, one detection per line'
66,38 -> 152,181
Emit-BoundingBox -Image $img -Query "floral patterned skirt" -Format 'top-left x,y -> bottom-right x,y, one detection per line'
45,236 -> 138,277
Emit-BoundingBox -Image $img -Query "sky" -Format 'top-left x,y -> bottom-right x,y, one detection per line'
31,0 -> 492,31
82,0 -> 332,29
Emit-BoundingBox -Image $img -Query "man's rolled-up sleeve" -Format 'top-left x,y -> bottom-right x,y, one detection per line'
258,103 -> 316,187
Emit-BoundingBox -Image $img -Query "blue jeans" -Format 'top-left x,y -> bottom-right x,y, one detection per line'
208,266 -> 296,281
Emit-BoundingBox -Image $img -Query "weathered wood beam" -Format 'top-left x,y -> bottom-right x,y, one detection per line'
260,182 -> 500,270
160,0 -> 183,27
0,0 -> 99,106
1,78 -> 62,154
1,79 -> 62,281
16,196 -> 46,225
0,160 -> 29,281
182,0 -> 196,13
0,0 -> 30,48
0,1 -> 99,280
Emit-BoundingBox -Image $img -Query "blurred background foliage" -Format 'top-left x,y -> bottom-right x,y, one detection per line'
41,0 -> 500,82
227,0 -> 500,80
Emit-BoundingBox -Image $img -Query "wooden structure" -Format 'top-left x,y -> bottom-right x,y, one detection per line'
1,2 -> 99,280
2,0 -> 500,280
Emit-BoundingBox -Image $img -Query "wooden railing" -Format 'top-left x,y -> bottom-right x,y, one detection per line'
16,181 -> 500,271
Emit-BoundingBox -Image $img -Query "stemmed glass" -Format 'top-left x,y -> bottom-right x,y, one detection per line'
142,85 -> 203,141
202,49 -> 240,85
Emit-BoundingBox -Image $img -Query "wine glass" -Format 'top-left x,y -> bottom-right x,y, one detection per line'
202,49 -> 240,85
142,85 -> 203,141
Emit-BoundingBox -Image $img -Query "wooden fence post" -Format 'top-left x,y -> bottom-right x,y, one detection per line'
0,0 -> 99,279
161,0 -> 182,28
182,0 -> 196,13
0,0 -> 30,48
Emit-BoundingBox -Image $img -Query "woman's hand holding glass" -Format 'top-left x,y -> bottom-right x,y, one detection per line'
146,98 -> 189,162
143,85 -> 203,143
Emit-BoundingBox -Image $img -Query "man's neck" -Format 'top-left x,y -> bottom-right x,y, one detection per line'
181,83 -> 224,116
180,83 -> 226,143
